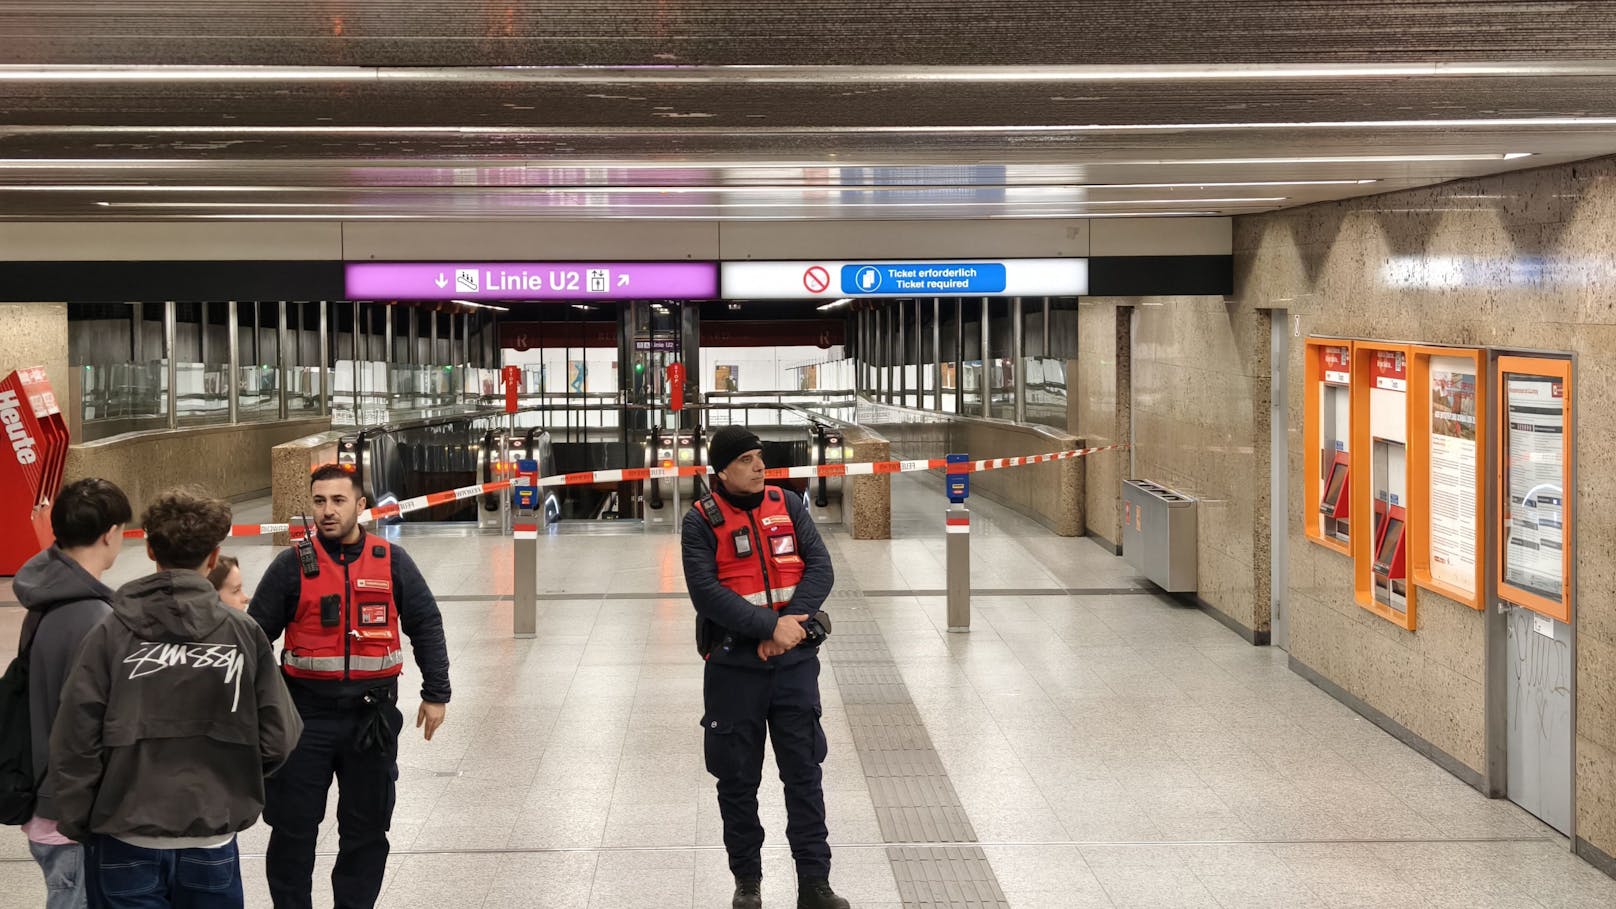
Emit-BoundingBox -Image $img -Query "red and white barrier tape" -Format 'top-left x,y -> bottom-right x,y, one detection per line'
121,478 -> 518,541
120,444 -> 1125,539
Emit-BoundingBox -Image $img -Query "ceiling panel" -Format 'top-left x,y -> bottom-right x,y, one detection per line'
2,56 -> 1616,221
6,2 -> 1616,66
7,71 -> 1616,128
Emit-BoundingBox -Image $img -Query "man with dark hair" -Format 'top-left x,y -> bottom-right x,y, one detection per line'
682,426 -> 849,909
11,478 -> 131,909
50,486 -> 303,908
249,463 -> 451,909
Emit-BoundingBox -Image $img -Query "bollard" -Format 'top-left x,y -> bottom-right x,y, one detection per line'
512,458 -> 539,639
945,453 -> 971,632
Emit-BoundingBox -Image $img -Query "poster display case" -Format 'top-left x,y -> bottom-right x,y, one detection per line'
1496,356 -> 1572,623
1408,347 -> 1485,609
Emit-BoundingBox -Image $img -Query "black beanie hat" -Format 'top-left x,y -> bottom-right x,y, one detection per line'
708,426 -> 763,474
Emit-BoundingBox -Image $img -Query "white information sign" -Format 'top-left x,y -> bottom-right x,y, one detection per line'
1503,374 -> 1566,601
721,258 -> 1088,300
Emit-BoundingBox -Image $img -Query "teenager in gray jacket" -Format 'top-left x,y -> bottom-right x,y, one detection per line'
13,478 -> 131,909
50,487 -> 304,908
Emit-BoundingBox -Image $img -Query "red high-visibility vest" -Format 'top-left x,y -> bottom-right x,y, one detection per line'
699,488 -> 805,610
283,536 -> 404,681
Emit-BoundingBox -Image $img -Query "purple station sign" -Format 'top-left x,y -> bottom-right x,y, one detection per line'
344,261 -> 718,301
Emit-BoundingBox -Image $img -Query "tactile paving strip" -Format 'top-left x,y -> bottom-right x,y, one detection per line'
826,600 -> 1010,909
888,846 -> 1011,909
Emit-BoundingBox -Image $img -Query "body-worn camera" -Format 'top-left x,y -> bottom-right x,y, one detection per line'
320,593 -> 342,627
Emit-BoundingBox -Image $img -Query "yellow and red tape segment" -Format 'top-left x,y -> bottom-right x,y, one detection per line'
121,443 -> 1126,540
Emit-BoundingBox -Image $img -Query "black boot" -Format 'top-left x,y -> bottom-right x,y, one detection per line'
798,878 -> 851,909
732,878 -> 762,909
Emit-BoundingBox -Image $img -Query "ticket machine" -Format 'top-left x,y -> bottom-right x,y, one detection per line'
1372,502 -> 1408,604
1319,450 -> 1351,541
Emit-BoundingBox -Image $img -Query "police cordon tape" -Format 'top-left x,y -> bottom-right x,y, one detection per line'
119,443 -> 1127,540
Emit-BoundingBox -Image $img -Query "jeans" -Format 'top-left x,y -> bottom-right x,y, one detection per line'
28,840 -> 88,909
86,836 -> 243,909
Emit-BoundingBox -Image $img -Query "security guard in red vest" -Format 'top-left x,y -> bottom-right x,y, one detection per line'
249,463 -> 451,909
682,426 -> 850,909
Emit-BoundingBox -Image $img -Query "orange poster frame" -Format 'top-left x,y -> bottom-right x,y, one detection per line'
1408,346 -> 1486,610
1304,338 -> 1353,556
1351,341 -> 1417,630
1495,356 -> 1573,623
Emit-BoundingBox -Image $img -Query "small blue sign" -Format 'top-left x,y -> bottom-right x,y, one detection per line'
841,263 -> 1007,296
946,453 -> 970,503
514,459 -> 540,510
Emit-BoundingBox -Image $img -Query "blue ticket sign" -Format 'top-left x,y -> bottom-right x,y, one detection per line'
721,258 -> 1086,299
842,263 -> 1006,296
514,459 -> 540,510
946,453 -> 970,503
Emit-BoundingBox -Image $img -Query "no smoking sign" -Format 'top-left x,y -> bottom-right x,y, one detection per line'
802,265 -> 830,294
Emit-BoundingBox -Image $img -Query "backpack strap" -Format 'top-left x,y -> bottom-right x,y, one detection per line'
15,606 -> 57,662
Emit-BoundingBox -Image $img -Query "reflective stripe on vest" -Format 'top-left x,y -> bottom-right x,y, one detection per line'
283,650 -> 406,674
738,584 -> 797,608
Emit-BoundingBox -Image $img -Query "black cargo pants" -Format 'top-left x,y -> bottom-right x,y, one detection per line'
702,656 -> 831,881
263,686 -> 403,909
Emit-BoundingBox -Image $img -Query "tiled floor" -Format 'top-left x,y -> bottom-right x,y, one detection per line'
3,476 -> 1616,907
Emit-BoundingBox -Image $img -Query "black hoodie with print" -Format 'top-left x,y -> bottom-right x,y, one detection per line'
48,570 -> 304,842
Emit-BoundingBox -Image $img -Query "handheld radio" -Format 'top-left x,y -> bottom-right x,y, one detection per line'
296,515 -> 320,578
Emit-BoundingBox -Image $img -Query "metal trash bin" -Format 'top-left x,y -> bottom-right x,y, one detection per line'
1121,480 -> 1198,593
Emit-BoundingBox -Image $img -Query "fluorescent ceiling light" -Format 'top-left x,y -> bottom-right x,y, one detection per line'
3,62 -> 1614,83
450,299 -> 510,313
816,299 -> 853,312
0,118 -> 1598,145
8,180 -> 1367,193
0,156 -> 1536,173
1033,197 -> 1286,205
147,210 -> 1238,221
0,119 -> 1590,134
994,211 -> 1223,218
94,201 -> 354,208
92,197 -> 1280,211
1157,153 -> 1534,165
1090,179 -> 1379,188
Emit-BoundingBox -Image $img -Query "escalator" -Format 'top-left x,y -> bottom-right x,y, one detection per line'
339,403 -> 851,529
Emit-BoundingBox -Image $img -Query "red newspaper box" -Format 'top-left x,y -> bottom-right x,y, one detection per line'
2,367 -> 70,575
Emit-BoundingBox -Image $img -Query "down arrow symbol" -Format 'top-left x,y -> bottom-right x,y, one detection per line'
434,273 -> 448,289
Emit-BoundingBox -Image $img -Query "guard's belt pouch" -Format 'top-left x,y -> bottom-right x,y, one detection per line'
319,593 -> 342,628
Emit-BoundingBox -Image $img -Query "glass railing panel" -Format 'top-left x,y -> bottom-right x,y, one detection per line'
1022,356 -> 1069,430
961,361 -> 983,417
174,362 -> 232,426
237,364 -> 281,419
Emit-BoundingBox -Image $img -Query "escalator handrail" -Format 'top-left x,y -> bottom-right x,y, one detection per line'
811,424 -> 830,508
